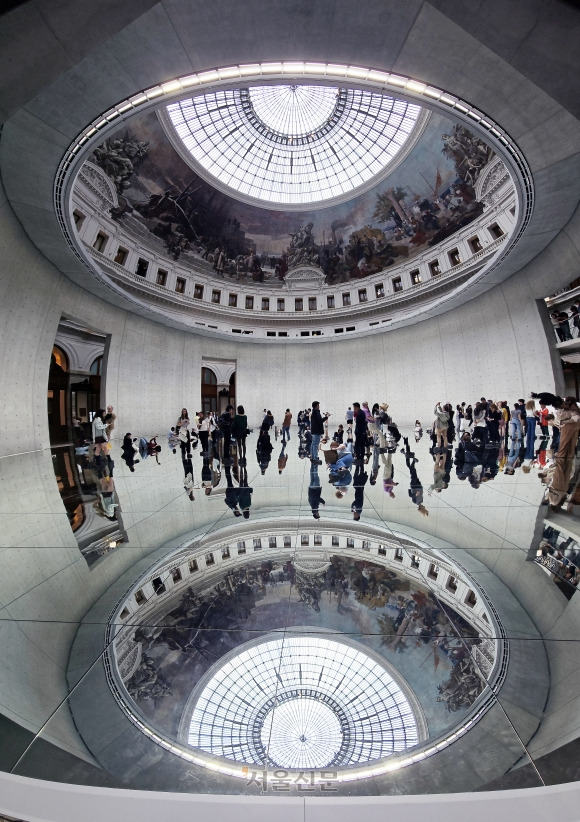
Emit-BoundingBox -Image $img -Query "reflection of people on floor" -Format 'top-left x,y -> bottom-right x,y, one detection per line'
121,433 -> 140,472
381,451 -> 398,497
402,437 -> 428,517
201,454 -> 213,496
256,429 -> 273,474
224,464 -> 241,516
351,463 -> 368,520
97,475 -> 118,520
308,464 -> 325,519
278,442 -> 288,474
238,464 -> 253,519
182,454 -> 195,501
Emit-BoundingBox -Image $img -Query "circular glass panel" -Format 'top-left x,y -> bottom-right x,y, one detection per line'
165,85 -> 422,207
187,635 -> 420,767
248,85 -> 339,136
261,697 -> 343,769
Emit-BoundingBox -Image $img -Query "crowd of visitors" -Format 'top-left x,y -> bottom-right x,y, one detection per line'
71,386 -> 580,594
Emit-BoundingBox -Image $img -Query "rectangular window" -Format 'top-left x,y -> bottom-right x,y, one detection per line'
469,236 -> 483,253
135,257 -> 149,277
171,568 -> 182,583
311,330 -> 321,336
300,331 -> 309,337
205,552 -> 215,566
392,277 -> 403,292
489,222 -> 504,239
465,590 -> 477,607
447,576 -> 458,592
188,559 -> 198,573
175,277 -> 186,294
332,536 -> 339,547
308,297 -> 317,311
411,555 -> 420,569
342,293 -> 351,307
394,547 -> 403,562
253,538 -> 262,549
284,536 -> 291,548
221,547 -> 230,560
267,331 -> 276,337
448,248 -> 461,266
114,247 -> 128,265
237,542 -> 246,554
245,296 -> 254,309
301,534 -> 309,546
410,269 -> 421,285
346,326 -> 355,332
327,295 -> 335,309
358,288 -> 368,302
378,546 -> 387,556
277,298 -> 285,311
295,298 -> 303,311
334,328 -> 344,334
347,538 -> 355,548
269,536 -> 277,548
229,293 -> 237,307
262,297 -> 270,311
375,283 -> 385,298
156,269 -> 167,286
134,589 -> 146,604
211,289 -> 221,304
428,563 -> 439,580
314,535 -> 322,546
278,331 -> 288,337
93,231 -> 108,252
428,260 -> 440,277
194,283 -> 204,299
152,577 -> 166,595
73,210 -> 85,229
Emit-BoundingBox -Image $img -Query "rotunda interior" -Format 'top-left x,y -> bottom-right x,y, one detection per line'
0,0 -> 580,819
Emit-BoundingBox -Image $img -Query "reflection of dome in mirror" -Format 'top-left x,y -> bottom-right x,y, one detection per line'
261,698 -> 343,769
187,635 -> 420,767
164,85 -> 422,207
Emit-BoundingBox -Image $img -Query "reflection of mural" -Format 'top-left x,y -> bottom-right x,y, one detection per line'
120,554 -> 486,716
92,111 -> 494,284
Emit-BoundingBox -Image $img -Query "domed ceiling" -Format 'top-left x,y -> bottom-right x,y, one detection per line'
65,71 -> 522,338
82,93 -> 492,269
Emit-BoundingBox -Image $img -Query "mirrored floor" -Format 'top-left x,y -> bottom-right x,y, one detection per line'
1,422 -> 580,795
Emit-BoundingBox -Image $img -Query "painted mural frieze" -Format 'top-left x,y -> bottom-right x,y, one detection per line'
85,109 -> 501,288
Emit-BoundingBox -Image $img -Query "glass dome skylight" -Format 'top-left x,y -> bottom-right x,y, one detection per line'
165,85 -> 422,208
187,635 -> 420,768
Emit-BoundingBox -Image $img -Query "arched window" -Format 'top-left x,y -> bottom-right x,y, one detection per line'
90,356 -> 103,375
52,345 -> 69,371
202,367 -> 217,385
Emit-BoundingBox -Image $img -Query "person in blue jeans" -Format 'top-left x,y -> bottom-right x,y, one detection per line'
509,403 -> 522,441
524,400 -> 537,460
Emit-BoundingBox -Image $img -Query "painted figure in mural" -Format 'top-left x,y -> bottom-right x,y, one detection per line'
287,221 -> 320,269
92,135 -> 149,194
441,124 -> 494,187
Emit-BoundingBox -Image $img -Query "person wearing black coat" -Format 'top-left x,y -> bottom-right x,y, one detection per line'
310,401 -> 330,464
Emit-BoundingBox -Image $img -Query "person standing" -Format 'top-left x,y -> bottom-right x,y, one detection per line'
232,405 -> 248,464
310,401 -> 330,465
282,408 -> 292,442
218,405 -> 234,464
352,402 -> 368,465
198,412 -> 211,456
345,406 -> 354,435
